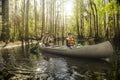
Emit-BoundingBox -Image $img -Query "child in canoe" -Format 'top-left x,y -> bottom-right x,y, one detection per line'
66,32 -> 76,48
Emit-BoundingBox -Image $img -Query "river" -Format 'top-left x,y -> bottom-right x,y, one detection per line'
0,41 -> 119,80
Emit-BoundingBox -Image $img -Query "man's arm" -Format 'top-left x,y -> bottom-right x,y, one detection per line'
41,36 -> 45,43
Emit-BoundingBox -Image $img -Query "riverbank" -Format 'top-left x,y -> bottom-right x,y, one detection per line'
0,41 -> 38,49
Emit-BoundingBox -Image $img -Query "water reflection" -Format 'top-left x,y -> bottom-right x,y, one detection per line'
0,55 -> 81,80
0,52 -> 5,72
42,52 -> 113,80
0,44 -> 114,80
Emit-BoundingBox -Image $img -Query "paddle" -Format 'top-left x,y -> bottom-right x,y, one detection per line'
30,42 -> 40,52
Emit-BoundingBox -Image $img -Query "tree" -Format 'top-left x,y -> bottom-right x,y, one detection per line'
34,0 -> 38,38
41,0 -> 45,37
25,0 -> 30,44
1,0 -> 10,43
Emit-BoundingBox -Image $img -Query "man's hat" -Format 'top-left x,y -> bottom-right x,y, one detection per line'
45,32 -> 49,34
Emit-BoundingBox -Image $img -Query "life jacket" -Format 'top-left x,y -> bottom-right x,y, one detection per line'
66,37 -> 75,46
43,36 -> 51,44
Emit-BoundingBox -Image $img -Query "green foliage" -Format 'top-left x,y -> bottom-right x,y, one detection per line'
0,0 -> 120,42
68,0 -> 120,39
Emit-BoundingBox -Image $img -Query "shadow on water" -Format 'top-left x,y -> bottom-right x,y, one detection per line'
42,51 -> 113,79
0,41 -> 116,80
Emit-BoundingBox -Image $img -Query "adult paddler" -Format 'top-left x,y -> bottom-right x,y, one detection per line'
41,32 -> 54,47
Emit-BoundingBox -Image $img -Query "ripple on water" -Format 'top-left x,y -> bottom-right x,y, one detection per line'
0,46 -> 113,80
0,53 -> 82,80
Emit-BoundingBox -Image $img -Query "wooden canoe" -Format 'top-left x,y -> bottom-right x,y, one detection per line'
39,41 -> 113,58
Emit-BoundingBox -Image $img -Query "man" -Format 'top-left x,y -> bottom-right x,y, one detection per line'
66,32 -> 75,48
41,32 -> 54,47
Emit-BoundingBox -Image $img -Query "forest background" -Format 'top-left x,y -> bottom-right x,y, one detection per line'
0,0 -> 120,48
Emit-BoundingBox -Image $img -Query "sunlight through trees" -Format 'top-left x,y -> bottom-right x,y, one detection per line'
0,0 -> 119,44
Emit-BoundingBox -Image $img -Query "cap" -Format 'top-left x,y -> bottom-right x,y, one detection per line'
45,32 -> 49,34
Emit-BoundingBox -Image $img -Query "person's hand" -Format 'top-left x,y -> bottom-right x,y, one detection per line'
39,42 -> 42,45
50,43 -> 54,48
39,43 -> 45,47
70,45 -> 76,49
73,45 -> 76,48
42,44 -> 45,47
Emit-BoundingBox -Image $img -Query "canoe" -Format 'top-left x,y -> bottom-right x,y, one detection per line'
39,41 -> 113,58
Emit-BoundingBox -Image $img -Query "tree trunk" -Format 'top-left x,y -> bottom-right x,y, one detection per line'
89,13 -> 92,37
1,0 -> 10,43
25,0 -> 29,44
104,12 -> 106,38
62,9 -> 65,45
21,0 -> 25,46
93,2 -> 99,38
113,5 -> 120,50
41,0 -> 45,37
76,0 -> 80,39
90,0 -> 96,38
34,0 -> 37,39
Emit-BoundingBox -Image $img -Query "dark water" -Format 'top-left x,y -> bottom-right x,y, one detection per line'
0,41 -> 119,80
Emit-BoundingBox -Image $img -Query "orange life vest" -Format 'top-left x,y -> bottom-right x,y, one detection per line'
66,37 -> 75,46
